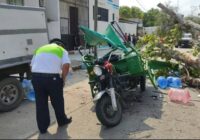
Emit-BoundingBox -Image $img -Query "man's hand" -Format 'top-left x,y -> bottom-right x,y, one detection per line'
62,63 -> 70,87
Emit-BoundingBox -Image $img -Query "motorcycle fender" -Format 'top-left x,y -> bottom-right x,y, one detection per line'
93,90 -> 106,102
108,88 -> 118,111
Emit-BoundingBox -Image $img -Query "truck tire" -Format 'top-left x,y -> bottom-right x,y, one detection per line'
96,95 -> 122,127
0,78 -> 24,112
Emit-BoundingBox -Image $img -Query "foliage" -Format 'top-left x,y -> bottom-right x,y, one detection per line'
119,6 -> 168,28
130,6 -> 144,19
185,16 -> 200,24
119,6 -> 144,19
143,8 -> 163,27
136,24 -> 200,78
136,24 -> 182,60
119,6 -> 132,19
193,43 -> 200,56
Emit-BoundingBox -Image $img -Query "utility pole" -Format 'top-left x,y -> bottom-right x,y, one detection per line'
94,0 -> 98,58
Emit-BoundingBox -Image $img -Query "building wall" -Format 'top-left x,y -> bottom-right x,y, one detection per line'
24,0 -> 39,7
44,0 -> 61,40
0,0 -> 39,7
89,0 -> 119,33
118,22 -> 137,35
144,26 -> 159,34
60,0 -> 89,35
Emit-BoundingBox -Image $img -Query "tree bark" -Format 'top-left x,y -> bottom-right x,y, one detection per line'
160,47 -> 200,69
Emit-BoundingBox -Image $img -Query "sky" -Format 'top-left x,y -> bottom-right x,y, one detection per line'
119,0 -> 200,16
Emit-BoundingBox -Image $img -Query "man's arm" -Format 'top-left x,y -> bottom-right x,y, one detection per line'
61,50 -> 71,82
30,55 -> 35,72
62,63 -> 70,82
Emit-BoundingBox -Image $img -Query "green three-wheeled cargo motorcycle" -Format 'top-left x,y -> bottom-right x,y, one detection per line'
78,21 -> 177,127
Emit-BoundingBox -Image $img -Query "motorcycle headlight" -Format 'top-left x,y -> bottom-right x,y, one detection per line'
93,65 -> 102,76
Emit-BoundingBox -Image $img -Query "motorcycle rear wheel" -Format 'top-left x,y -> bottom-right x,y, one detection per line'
96,95 -> 122,127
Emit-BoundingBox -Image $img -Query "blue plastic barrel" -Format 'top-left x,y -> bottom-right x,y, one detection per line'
169,77 -> 182,88
157,76 -> 168,89
167,76 -> 173,85
22,79 -> 35,101
26,91 -> 35,101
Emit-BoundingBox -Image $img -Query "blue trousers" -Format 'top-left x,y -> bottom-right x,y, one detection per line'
32,74 -> 68,132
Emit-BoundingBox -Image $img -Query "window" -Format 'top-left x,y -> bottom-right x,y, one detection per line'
93,7 -> 109,22
39,0 -> 44,7
7,0 -> 24,6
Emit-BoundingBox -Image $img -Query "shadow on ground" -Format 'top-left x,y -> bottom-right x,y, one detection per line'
38,125 -> 71,139
98,86 -> 164,139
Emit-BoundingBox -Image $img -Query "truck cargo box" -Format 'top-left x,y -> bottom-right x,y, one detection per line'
0,4 -> 49,69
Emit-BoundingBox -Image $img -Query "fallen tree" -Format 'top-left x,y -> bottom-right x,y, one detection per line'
157,3 -> 200,31
158,43 -> 200,88
157,3 -> 200,88
137,3 -> 200,88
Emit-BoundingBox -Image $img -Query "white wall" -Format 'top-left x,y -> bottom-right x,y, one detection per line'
89,0 -> 119,33
45,0 -> 61,40
24,0 -> 39,7
118,22 -> 137,35
0,0 -> 39,7
46,0 -> 60,21
144,26 -> 159,34
48,21 -> 61,40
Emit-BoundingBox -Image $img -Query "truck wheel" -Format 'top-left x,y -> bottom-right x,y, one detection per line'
140,76 -> 146,92
0,78 -> 24,112
96,95 -> 122,127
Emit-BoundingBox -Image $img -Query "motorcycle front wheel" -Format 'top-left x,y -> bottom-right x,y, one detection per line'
96,95 -> 122,127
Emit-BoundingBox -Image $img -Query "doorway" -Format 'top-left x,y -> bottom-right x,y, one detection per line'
69,6 -> 79,50
70,6 -> 78,35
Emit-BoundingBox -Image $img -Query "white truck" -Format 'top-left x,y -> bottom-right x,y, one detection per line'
179,33 -> 193,48
0,4 -> 61,111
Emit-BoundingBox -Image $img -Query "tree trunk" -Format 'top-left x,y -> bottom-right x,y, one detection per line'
182,77 -> 200,89
157,3 -> 200,31
159,46 -> 200,69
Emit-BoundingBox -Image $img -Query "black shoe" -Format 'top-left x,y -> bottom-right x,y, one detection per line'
59,117 -> 72,127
